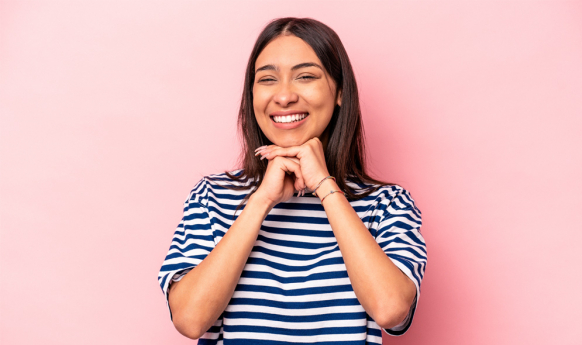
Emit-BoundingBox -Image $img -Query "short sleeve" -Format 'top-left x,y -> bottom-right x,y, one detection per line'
158,177 -> 215,321
374,187 -> 427,336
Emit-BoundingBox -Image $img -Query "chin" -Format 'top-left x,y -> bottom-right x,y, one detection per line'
275,137 -> 308,148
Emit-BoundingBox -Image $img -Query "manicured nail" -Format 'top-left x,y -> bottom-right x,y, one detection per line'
260,154 -> 267,160
255,145 -> 268,152
256,147 -> 269,156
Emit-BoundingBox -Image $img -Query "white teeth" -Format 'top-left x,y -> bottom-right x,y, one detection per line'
273,113 -> 307,123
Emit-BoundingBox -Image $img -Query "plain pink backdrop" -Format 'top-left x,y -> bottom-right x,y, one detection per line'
1,1 -> 581,344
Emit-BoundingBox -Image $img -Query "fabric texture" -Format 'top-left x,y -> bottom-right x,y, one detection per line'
158,169 -> 427,344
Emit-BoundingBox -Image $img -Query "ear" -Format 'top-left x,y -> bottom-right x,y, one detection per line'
336,89 -> 342,107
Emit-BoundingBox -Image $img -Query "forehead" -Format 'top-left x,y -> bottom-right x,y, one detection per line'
255,35 -> 321,70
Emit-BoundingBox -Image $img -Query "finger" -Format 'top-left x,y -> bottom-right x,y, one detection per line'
254,145 -> 268,152
283,157 -> 300,176
294,180 -> 302,193
255,144 -> 276,156
260,146 -> 303,160
284,158 -> 303,191
284,157 -> 300,165
275,156 -> 305,191
282,157 -> 302,189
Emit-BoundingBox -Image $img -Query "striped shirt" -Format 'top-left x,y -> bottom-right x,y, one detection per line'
158,170 -> 427,344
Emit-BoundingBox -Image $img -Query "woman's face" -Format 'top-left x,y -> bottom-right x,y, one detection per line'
253,34 -> 341,148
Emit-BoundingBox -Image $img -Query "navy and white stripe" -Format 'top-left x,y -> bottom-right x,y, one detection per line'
159,169 -> 427,344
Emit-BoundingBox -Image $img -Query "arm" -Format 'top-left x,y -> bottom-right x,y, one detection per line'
315,179 -> 417,329
168,157 -> 305,339
257,139 -> 418,329
168,194 -> 272,339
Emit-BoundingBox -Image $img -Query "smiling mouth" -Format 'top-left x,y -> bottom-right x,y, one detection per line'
271,113 -> 309,123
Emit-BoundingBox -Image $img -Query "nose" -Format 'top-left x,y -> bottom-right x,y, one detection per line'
272,81 -> 298,107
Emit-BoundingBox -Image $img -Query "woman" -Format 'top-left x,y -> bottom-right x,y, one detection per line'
158,17 -> 427,344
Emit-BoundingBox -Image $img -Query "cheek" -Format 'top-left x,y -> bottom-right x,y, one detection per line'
303,84 -> 335,108
301,86 -> 322,105
308,86 -> 336,130
252,87 -> 269,113
252,91 -> 269,131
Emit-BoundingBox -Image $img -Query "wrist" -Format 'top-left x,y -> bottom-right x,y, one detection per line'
314,179 -> 340,200
248,192 -> 275,216
310,174 -> 333,194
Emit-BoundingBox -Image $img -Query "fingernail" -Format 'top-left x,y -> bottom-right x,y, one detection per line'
255,145 -> 267,152
260,154 -> 267,160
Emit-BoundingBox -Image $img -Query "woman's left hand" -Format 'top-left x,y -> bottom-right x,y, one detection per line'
256,137 -> 330,193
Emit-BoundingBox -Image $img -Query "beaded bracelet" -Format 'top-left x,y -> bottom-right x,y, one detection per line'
311,176 -> 336,196
320,190 -> 346,203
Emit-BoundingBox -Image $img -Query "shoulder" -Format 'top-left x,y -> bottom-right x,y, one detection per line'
350,182 -> 423,235
378,185 -> 419,210
203,169 -> 257,189
347,180 -> 420,212
186,169 -> 255,206
204,169 -> 252,185
345,178 -> 409,202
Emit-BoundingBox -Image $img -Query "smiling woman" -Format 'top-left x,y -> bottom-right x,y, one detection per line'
158,17 -> 427,344
253,35 -> 339,148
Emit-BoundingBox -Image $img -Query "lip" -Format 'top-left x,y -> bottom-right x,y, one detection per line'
270,110 -> 309,116
270,112 -> 309,129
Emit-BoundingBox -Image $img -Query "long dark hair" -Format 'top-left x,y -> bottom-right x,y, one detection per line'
211,17 -> 391,215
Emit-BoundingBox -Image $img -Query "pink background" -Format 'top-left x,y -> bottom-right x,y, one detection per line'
1,1 -> 581,344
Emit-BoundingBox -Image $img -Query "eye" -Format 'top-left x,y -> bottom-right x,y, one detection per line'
258,77 -> 276,83
298,75 -> 316,80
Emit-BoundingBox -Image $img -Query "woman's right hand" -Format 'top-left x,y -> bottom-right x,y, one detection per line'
253,156 -> 306,208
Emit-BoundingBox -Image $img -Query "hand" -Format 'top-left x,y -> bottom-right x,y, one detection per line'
256,137 -> 330,192
252,155 -> 306,209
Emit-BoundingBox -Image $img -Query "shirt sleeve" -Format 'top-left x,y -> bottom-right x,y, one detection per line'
158,177 -> 215,321
374,186 -> 427,336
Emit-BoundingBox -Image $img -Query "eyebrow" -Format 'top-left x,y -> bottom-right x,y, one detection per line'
255,62 -> 323,73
